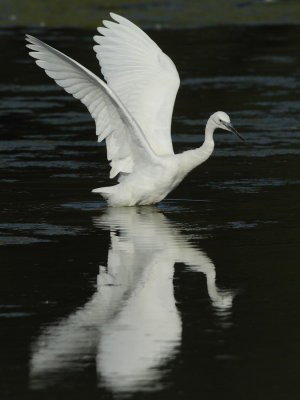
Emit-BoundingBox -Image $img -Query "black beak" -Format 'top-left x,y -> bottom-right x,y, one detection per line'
223,122 -> 245,141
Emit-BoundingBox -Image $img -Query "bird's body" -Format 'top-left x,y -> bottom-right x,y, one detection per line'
26,13 -> 243,207
98,155 -> 186,207
96,128 -> 215,206
98,159 -> 179,207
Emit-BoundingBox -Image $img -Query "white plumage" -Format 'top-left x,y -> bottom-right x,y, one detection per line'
26,13 -> 243,207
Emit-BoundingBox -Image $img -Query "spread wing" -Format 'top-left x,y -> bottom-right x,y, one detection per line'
26,35 -> 158,178
94,13 -> 180,156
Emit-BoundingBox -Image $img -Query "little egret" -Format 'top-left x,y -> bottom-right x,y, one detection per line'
26,13 -> 243,207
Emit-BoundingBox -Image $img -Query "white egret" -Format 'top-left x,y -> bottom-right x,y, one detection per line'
26,13 -> 243,207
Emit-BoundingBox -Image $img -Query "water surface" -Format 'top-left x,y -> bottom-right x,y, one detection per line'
0,24 -> 299,399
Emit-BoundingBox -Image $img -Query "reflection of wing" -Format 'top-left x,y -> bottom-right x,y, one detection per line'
26,35 -> 157,178
97,232 -> 181,393
94,13 -> 180,155
30,259 -> 128,389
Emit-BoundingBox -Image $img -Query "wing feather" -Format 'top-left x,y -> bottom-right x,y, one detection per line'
94,13 -> 180,155
26,35 -> 157,178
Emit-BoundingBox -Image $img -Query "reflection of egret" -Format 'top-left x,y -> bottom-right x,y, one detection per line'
30,207 -> 235,394
26,13 -> 243,206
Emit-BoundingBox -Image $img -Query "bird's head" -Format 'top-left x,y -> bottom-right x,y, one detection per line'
211,111 -> 244,141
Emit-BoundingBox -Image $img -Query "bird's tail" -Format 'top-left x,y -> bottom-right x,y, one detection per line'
92,186 -> 116,201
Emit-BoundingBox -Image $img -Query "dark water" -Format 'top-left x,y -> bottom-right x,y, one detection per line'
0,24 -> 300,399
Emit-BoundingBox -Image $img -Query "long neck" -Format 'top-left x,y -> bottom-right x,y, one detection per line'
179,118 -> 215,175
